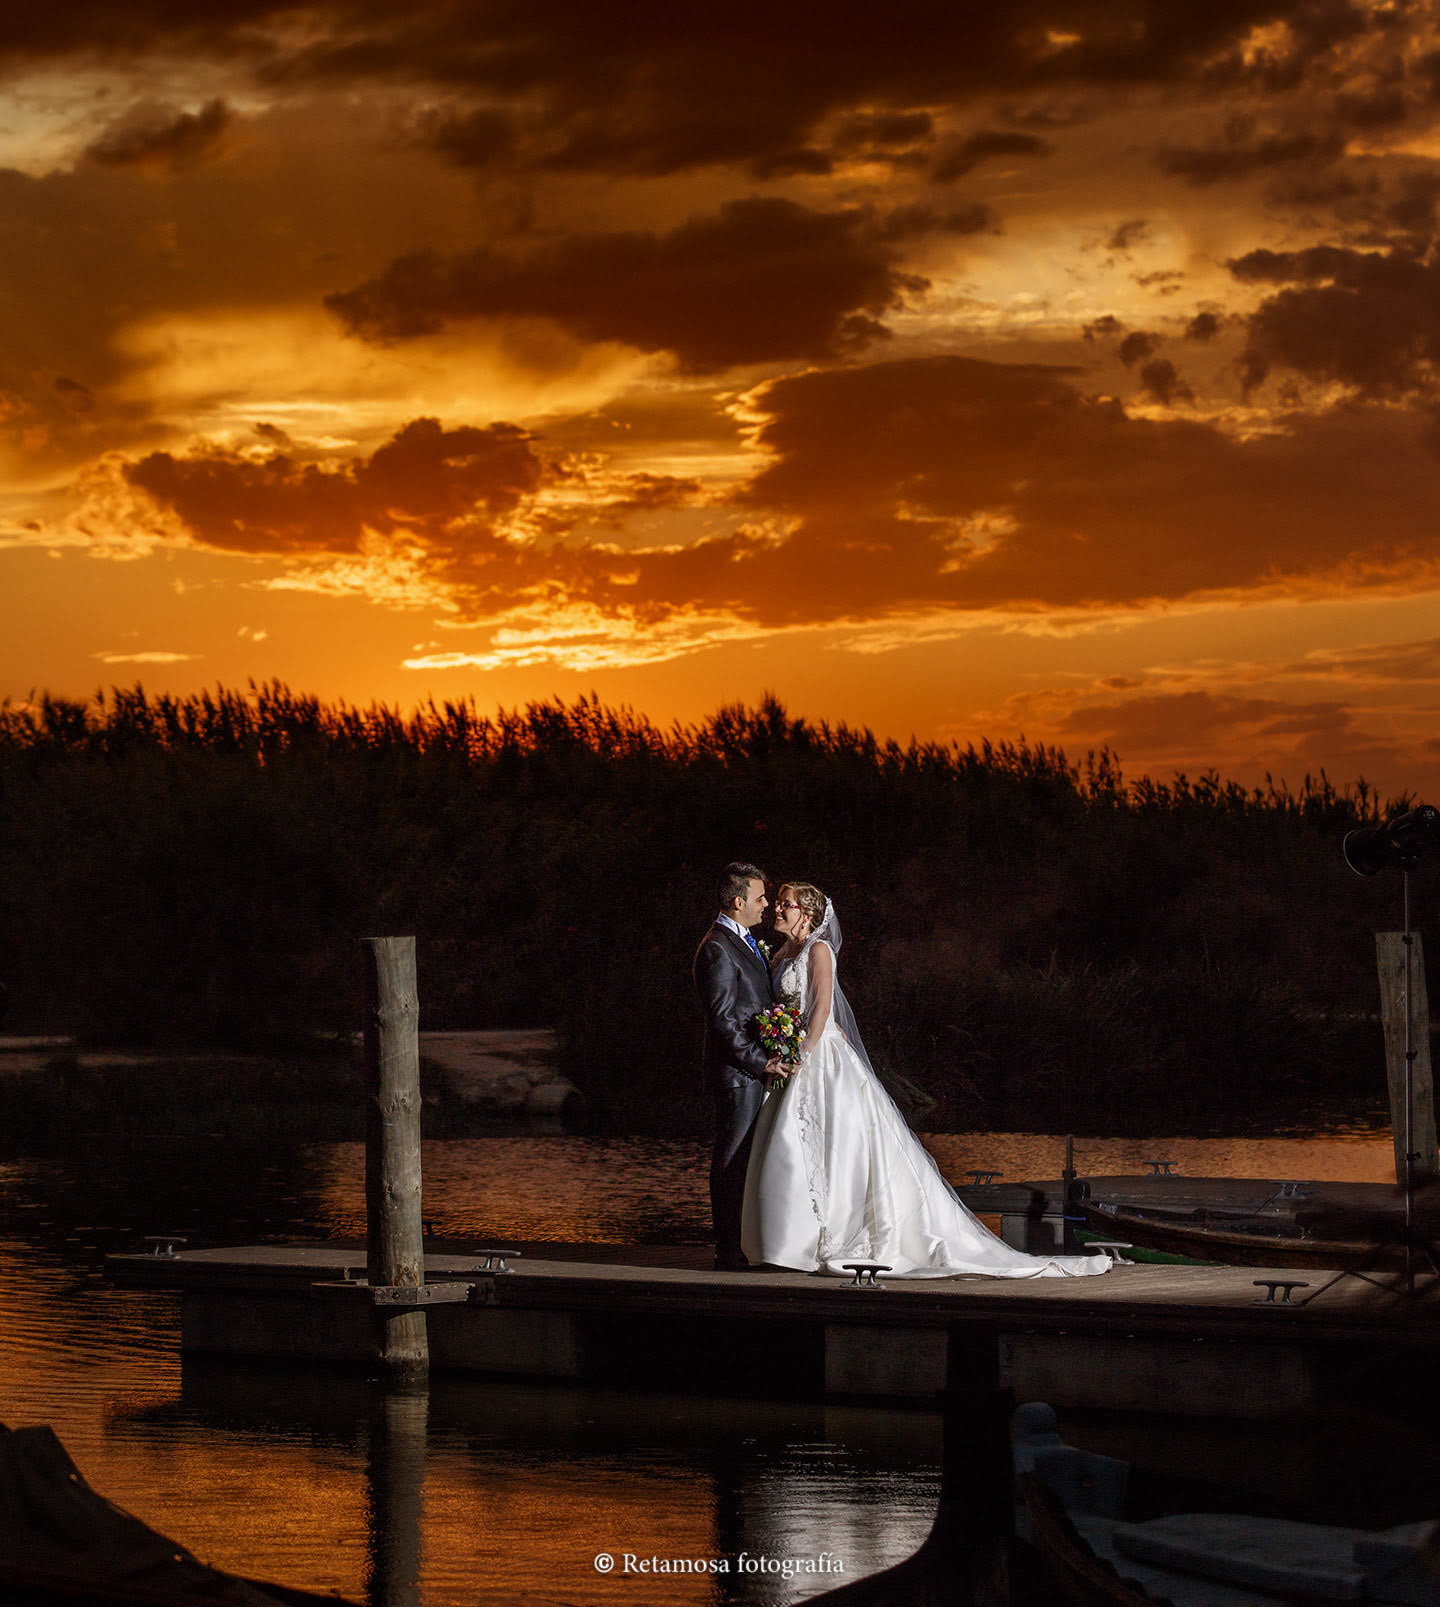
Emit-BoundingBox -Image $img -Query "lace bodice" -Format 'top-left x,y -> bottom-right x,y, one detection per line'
775,955 -> 807,1012
773,941 -> 836,1051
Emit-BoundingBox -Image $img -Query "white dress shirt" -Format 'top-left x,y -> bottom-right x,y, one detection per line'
717,913 -> 759,951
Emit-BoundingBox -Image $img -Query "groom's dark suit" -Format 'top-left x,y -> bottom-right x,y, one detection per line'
694,920 -> 774,1264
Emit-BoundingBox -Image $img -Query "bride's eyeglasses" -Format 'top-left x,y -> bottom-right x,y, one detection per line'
776,901 -> 802,912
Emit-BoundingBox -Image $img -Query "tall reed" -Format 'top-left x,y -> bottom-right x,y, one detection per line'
0,684 -> 1418,1131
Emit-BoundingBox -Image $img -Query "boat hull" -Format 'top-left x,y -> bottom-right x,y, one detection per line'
1078,1201 -> 1429,1271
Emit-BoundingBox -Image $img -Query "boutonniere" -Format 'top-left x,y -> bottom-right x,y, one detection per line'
756,938 -> 773,960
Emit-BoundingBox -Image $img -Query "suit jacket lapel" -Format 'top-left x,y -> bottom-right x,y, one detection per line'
717,921 -> 768,978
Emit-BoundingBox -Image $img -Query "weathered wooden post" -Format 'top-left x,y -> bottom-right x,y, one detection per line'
361,936 -> 428,1381
1376,931 -> 1438,1187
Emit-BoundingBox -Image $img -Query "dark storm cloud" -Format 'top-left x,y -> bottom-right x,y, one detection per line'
84,99 -> 234,169
53,377 -> 95,411
1107,219 -> 1149,252
875,203 -> 997,240
715,356 -> 1440,621
415,105 -> 518,169
1263,167 -> 1440,250
1335,86 -> 1409,128
748,148 -> 835,180
1230,244 -> 1440,396
1117,330 -> 1159,366
326,197 -> 925,372
1083,315 -> 1124,341
1383,172 -> 1440,239
1159,121 -> 1344,185
125,417 -> 544,555
930,130 -> 1051,183
832,111 -> 935,151
3,0 -> 1379,178
1186,310 -> 1222,341
1138,357 -> 1191,404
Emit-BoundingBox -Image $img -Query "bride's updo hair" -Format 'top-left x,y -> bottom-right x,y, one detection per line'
780,881 -> 826,935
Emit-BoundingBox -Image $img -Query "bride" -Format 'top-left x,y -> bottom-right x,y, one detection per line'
741,882 -> 1110,1279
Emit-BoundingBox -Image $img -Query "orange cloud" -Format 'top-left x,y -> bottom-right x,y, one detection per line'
327,198 -> 925,373
84,99 -> 234,170
124,417 -> 546,555
1233,244 -> 1440,398
116,357 -> 1440,648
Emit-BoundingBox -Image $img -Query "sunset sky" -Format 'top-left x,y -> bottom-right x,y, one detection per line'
6,0 -> 1440,792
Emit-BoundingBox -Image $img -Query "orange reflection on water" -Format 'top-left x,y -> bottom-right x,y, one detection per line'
308,1131 -> 1398,1248
919,1131 -> 1396,1186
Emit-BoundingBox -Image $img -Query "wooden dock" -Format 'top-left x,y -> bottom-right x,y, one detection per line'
107,1239 -> 1440,1419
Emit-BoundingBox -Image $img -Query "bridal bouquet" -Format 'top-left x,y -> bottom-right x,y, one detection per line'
752,1003 -> 805,1093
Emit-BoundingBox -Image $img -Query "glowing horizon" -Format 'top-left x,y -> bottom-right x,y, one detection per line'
6,2 -> 1440,795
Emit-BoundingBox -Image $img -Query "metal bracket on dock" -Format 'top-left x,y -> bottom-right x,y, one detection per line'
1278,1181 -> 1315,1198
840,1263 -> 891,1288
370,1281 -> 474,1309
143,1235 -> 187,1258
1143,1160 -> 1178,1176
310,1278 -> 479,1307
966,1170 -> 1002,1186
1253,1279 -> 1310,1305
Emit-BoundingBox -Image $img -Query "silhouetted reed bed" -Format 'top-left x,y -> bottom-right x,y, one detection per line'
0,683 -> 1424,1136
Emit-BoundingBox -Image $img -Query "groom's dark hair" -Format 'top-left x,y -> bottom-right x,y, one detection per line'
717,861 -> 766,912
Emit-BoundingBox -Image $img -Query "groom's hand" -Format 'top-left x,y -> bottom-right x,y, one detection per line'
764,1056 -> 789,1079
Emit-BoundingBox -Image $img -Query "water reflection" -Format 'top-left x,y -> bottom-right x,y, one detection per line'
111,1363 -> 941,1605
0,1123 -> 1406,1606
369,1387 -> 426,1607
302,1128 -> 1397,1242
921,1128 -> 1396,1188
0,1144 -> 943,1607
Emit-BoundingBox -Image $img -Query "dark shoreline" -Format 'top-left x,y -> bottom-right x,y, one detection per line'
0,1042 -> 1394,1152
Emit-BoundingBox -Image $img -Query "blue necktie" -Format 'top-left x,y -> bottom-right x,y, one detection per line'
744,931 -> 762,961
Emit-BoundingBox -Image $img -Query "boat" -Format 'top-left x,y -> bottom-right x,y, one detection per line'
0,1421 -> 358,1606
1014,1402 -> 1440,1605
1077,1197 -> 1440,1272
1019,1474 -> 1174,1606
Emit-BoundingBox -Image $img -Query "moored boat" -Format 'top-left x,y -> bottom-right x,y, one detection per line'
0,1421 -> 358,1607
1077,1193 -> 1440,1271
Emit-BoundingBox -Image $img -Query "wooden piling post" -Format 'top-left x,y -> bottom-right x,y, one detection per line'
1376,931 -> 1438,1187
361,936 -> 428,1380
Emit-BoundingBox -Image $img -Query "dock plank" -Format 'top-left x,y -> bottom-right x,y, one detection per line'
108,1242 -> 1440,1336
105,1241 -> 1440,1411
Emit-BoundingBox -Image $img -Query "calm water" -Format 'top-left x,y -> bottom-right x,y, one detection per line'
0,1122 -> 1400,1605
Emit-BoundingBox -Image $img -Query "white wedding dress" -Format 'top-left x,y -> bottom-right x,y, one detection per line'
741,906 -> 1109,1279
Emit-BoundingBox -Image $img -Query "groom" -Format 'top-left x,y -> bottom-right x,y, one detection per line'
694,862 -> 781,1270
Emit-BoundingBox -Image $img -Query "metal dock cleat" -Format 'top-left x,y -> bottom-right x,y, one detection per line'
1253,1279 -> 1310,1305
840,1262 -> 891,1288
471,1248 -> 522,1274
1084,1240 -> 1135,1265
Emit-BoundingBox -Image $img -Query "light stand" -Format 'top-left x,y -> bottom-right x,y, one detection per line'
1305,808 -> 1440,1303
1401,863 -> 1422,1294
